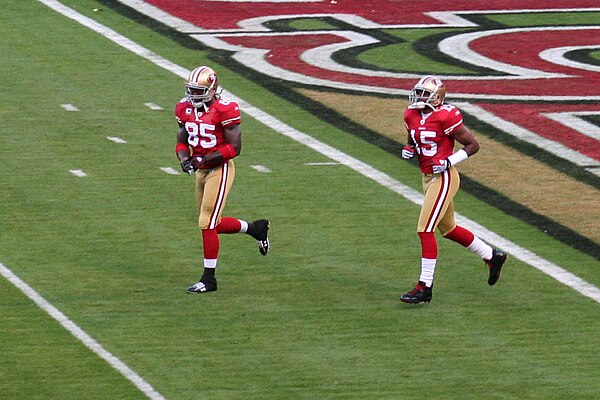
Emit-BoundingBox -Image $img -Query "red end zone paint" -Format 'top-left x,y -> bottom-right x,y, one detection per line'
145,0 -> 600,97
145,0 -> 600,164
213,29 -> 600,98
145,0 -> 600,30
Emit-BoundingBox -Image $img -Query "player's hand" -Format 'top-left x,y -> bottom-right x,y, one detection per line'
401,145 -> 415,159
191,156 -> 206,169
432,159 -> 451,174
180,157 -> 195,175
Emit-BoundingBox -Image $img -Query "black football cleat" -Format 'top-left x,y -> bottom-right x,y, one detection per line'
486,249 -> 507,286
400,281 -> 433,304
186,278 -> 217,294
251,219 -> 270,256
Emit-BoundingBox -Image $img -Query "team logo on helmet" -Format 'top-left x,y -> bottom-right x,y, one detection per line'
408,76 -> 447,111
185,66 -> 220,108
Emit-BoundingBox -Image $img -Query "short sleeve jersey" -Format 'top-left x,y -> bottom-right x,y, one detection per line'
403,104 -> 464,174
174,97 -> 241,165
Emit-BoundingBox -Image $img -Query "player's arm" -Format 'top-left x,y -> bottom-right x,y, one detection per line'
194,123 -> 241,168
452,125 -> 480,157
432,125 -> 480,173
176,125 -> 196,174
402,121 -> 416,160
176,126 -> 191,161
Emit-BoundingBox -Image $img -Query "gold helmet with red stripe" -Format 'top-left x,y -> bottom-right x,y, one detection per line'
408,76 -> 446,110
185,66 -> 219,107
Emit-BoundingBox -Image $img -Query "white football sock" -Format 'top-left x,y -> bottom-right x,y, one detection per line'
467,236 -> 493,261
419,258 -> 436,287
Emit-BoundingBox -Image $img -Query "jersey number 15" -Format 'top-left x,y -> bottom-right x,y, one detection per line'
409,129 -> 437,157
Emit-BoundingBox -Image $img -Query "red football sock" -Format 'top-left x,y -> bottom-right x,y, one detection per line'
216,217 -> 242,234
418,231 -> 438,259
202,228 -> 220,259
444,225 -> 475,248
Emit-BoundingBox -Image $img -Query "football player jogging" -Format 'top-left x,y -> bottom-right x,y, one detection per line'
175,65 -> 270,294
400,76 -> 507,304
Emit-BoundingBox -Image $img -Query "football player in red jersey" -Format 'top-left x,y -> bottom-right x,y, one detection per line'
175,65 -> 270,294
399,76 -> 507,304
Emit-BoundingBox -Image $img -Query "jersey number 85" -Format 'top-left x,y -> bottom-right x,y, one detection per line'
186,122 -> 217,149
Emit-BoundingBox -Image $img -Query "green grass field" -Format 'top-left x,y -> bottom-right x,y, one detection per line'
1,1 -> 599,399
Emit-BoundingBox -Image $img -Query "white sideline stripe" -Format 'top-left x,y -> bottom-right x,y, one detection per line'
33,0 -> 599,341
305,162 -> 340,166
0,262 -> 166,400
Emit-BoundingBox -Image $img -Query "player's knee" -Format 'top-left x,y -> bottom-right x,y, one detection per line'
439,224 -> 456,238
198,217 -> 210,230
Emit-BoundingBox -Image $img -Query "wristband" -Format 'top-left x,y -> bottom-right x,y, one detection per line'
447,149 -> 468,166
175,142 -> 190,155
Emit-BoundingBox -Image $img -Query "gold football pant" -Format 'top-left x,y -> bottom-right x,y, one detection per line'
195,160 -> 236,230
417,167 -> 460,236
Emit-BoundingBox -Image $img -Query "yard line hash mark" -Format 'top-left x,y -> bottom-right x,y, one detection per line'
69,169 -> 88,177
160,166 -> 180,175
107,136 -> 128,144
305,162 -> 341,166
144,102 -> 163,110
61,104 -> 79,111
251,165 -> 272,173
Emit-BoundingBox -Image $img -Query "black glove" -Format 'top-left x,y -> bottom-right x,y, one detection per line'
180,158 -> 195,175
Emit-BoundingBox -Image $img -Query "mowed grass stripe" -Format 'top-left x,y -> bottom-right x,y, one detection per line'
38,0 -> 600,304
0,262 -> 167,400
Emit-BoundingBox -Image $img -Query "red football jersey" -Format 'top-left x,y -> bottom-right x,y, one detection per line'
403,104 -> 464,174
174,97 -> 241,165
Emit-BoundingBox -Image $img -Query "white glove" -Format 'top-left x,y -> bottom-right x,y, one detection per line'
401,145 -> 415,159
432,159 -> 450,174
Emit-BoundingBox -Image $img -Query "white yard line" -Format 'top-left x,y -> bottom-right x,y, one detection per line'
0,262 -> 166,400
12,6 -> 597,397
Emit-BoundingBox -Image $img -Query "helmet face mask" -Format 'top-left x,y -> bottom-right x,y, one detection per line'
408,76 -> 446,111
185,66 -> 219,108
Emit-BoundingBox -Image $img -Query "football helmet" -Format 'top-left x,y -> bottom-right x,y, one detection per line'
185,66 -> 219,108
408,76 -> 446,110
